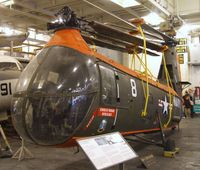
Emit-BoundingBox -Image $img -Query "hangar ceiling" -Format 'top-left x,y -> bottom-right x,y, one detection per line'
0,0 -> 148,32
0,0 -> 175,32
0,0 -> 200,36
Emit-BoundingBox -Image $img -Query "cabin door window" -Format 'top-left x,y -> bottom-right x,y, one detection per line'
99,65 -> 116,106
115,71 -> 132,108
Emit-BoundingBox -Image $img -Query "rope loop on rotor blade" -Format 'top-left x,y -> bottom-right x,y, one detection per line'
92,44 -> 97,52
89,39 -> 97,52
131,51 -> 136,70
132,51 -> 154,79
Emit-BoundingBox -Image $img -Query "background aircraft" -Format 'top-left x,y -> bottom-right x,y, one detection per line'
0,33 -> 28,122
0,55 -> 23,121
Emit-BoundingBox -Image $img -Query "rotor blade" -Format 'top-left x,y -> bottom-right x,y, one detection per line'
89,21 -> 163,52
141,24 -> 177,44
106,23 -> 164,41
86,32 -> 160,56
82,34 -> 160,56
81,0 -> 175,44
83,34 -> 127,52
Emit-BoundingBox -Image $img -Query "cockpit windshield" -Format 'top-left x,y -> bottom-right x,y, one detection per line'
12,46 -> 99,145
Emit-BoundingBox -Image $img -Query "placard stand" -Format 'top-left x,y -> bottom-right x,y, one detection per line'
0,124 -> 12,153
0,124 -> 13,158
77,132 -> 138,170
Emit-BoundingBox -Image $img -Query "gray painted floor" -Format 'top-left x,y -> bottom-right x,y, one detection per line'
0,116 -> 200,170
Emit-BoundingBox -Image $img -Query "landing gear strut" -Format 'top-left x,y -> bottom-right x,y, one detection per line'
0,124 -> 13,158
157,112 -> 180,158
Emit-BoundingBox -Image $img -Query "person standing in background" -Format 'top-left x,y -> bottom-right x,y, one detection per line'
188,89 -> 194,118
183,91 -> 192,118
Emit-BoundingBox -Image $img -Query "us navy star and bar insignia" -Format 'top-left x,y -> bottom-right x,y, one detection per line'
158,96 -> 173,116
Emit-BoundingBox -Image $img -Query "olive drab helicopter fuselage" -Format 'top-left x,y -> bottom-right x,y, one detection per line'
11,6 -> 182,147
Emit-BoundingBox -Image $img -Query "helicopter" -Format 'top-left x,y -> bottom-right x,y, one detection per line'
0,33 -> 28,122
11,6 -> 182,148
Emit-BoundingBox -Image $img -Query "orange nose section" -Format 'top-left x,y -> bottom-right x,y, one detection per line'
46,29 -> 93,56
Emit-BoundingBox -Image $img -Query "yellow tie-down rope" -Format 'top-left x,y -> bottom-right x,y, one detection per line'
88,37 -> 97,52
137,25 -> 149,117
161,46 -> 174,128
131,51 -> 155,79
91,44 -> 97,52
131,52 -> 136,70
129,18 -> 150,117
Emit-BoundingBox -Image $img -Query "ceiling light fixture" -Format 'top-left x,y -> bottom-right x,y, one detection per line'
0,27 -> 13,35
142,12 -> 164,26
0,0 -> 14,6
0,26 -> 22,35
110,0 -> 140,8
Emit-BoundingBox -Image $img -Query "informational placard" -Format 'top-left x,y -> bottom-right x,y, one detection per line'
194,104 -> 200,113
176,46 -> 187,53
77,132 -> 138,170
177,38 -> 187,46
178,53 -> 184,64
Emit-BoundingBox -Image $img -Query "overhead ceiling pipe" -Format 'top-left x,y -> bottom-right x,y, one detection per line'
14,0 -> 55,18
0,4 -> 49,22
147,0 -> 170,16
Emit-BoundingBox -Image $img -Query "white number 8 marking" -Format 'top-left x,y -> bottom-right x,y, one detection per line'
130,79 -> 137,97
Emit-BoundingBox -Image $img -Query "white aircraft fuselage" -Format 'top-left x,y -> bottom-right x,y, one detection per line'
0,56 -> 22,121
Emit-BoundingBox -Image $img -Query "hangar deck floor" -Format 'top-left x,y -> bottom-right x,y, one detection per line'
0,115 -> 200,170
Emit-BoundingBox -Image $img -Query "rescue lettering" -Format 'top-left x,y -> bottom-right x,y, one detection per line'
97,108 -> 116,117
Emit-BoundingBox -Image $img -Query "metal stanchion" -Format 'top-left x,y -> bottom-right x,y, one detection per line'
119,163 -> 125,170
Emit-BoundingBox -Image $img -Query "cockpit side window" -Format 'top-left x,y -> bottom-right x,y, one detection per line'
99,65 -> 116,106
16,61 -> 24,71
0,62 -> 18,71
15,48 -> 49,92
